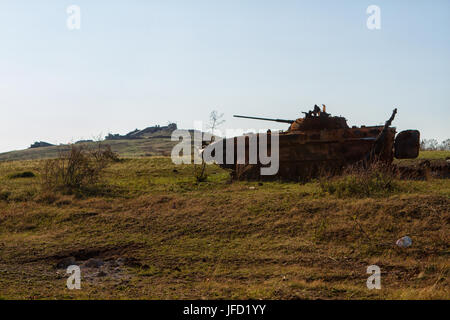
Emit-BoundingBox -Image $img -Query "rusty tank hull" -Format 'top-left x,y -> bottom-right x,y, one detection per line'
207,107 -> 420,181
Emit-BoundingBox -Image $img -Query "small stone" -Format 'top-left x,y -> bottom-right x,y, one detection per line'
56,257 -> 76,269
396,236 -> 412,248
85,258 -> 104,268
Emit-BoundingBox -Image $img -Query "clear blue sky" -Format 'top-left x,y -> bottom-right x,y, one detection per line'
0,0 -> 449,152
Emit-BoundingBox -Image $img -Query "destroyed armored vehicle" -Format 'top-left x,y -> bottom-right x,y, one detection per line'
205,105 -> 420,180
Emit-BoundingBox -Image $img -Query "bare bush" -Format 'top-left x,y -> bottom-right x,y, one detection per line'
193,162 -> 208,182
41,144 -> 118,194
420,138 -> 450,151
440,139 -> 450,151
192,110 -> 226,183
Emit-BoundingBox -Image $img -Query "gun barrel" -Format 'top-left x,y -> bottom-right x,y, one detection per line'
233,115 -> 294,124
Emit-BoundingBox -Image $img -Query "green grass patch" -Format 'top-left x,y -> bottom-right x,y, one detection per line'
418,150 -> 450,160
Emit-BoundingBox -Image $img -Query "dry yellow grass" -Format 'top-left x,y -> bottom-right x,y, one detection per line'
0,156 -> 448,300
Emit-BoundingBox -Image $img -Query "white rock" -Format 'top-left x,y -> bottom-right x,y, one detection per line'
396,236 -> 412,248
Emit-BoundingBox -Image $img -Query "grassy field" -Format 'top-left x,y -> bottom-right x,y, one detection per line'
0,151 -> 448,299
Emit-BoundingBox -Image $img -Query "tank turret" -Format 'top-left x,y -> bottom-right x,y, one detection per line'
234,104 -> 348,132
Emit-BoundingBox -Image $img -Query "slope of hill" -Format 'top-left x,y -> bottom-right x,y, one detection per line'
0,123 -> 202,162
0,138 -> 177,162
0,125 -> 211,162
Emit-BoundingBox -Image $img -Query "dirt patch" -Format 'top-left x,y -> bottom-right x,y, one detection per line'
397,160 -> 450,179
15,243 -> 145,268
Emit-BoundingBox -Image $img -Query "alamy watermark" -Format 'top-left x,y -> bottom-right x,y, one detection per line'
171,122 -> 280,176
67,5 -> 81,30
66,265 -> 81,290
366,265 -> 381,290
366,5 -> 381,30
64,5 -> 379,32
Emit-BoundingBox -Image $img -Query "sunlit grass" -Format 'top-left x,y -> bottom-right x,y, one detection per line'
0,155 -> 448,299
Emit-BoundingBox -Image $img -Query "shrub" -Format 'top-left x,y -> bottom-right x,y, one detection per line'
193,162 -> 208,182
41,144 -> 118,195
319,161 -> 400,198
8,171 -> 36,179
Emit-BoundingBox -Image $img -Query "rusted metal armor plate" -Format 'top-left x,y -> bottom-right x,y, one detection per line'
394,130 -> 420,159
